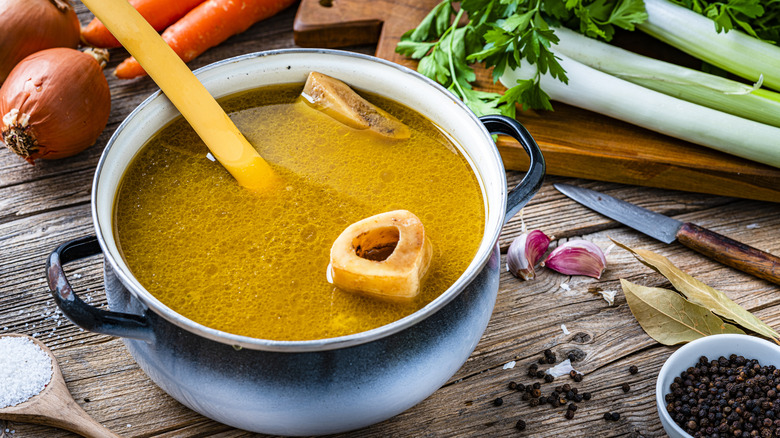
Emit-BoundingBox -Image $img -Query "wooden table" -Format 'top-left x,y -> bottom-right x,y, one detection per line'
1,3 -> 778,437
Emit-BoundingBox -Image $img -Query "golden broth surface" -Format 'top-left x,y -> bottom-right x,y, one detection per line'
115,83 -> 485,341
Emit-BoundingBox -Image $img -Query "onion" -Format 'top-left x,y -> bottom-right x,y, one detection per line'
0,0 -> 81,84
0,48 -> 111,164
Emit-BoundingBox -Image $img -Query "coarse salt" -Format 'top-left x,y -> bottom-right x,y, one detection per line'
0,336 -> 53,409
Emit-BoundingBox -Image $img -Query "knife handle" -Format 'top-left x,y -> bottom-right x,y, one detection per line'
677,222 -> 780,286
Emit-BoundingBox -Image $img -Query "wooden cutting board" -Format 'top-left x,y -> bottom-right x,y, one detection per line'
293,0 -> 780,202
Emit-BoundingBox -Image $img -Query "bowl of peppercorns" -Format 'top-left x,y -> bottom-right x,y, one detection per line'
656,334 -> 780,438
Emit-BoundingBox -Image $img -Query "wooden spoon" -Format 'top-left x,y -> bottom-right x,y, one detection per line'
0,334 -> 120,438
79,0 -> 276,192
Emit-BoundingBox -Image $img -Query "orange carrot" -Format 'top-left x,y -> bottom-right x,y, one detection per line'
114,0 -> 296,79
81,0 -> 206,48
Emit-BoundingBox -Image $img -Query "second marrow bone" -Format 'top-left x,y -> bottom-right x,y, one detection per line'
301,72 -> 411,139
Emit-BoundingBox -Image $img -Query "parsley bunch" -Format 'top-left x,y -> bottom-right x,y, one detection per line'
396,0 -> 648,117
669,0 -> 780,42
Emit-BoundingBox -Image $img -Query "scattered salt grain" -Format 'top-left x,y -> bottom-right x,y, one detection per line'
561,324 -> 570,335
746,223 -> 760,229
546,359 -> 581,378
71,273 -> 82,280
560,283 -> 571,291
0,336 -> 53,409
596,289 -> 617,306
503,361 -> 516,370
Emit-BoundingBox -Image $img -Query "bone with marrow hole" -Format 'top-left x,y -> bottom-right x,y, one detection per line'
329,210 -> 432,301
301,72 -> 411,139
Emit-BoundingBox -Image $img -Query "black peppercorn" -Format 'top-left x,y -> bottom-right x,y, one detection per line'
573,373 -> 583,383
583,392 -> 592,401
529,398 -> 539,407
629,365 -> 638,375
568,353 -> 577,363
521,392 -> 530,401
508,381 -> 517,390
603,412 -> 612,421
621,383 -> 630,393
544,374 -> 554,383
573,394 -> 584,403
610,412 -> 620,421
532,382 -> 541,390
567,403 -> 577,412
565,410 -> 575,420
516,383 -> 525,392
538,357 -> 547,365
493,397 -> 503,407
666,354 -> 780,437
515,419 -> 526,431
531,388 -> 541,398
536,370 -> 545,379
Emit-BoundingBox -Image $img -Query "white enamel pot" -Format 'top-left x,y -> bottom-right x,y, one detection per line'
46,49 -> 545,436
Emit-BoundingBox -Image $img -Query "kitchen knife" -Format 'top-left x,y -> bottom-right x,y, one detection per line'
554,183 -> 780,285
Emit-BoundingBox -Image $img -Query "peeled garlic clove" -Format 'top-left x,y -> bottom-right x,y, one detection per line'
330,210 -> 432,301
301,71 -> 411,139
542,240 -> 607,279
507,230 -> 550,280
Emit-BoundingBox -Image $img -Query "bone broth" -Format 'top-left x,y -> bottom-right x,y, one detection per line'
115,82 -> 484,341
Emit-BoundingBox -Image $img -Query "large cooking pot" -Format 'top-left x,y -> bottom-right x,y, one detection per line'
46,49 -> 544,436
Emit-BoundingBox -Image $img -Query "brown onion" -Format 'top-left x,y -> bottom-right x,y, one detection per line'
0,0 -> 80,84
0,48 -> 111,164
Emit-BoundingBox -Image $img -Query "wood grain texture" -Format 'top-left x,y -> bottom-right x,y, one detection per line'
0,2 -> 779,438
293,0 -> 780,202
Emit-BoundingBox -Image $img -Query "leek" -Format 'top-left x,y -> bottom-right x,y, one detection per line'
551,27 -> 780,129
639,0 -> 780,91
499,52 -> 780,169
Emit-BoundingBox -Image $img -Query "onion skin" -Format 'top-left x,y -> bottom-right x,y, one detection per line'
0,0 -> 80,84
0,48 -> 111,164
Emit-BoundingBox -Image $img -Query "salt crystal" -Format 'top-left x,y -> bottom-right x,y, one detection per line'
503,361 -> 516,370
746,223 -> 760,229
546,359 -> 581,378
0,337 -> 53,409
72,273 -> 82,279
597,290 -> 617,306
561,324 -> 570,335
560,283 -> 571,291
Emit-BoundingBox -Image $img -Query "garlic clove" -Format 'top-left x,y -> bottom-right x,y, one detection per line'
507,230 -> 551,280
542,240 -> 607,279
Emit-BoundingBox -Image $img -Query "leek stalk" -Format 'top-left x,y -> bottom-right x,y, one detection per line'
499,52 -> 780,168
639,0 -> 780,91
551,27 -> 780,129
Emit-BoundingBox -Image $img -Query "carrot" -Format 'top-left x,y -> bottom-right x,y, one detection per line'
81,0 -> 206,48
114,0 -> 297,79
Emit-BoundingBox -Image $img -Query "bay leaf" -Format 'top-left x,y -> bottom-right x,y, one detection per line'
621,279 -> 744,345
615,240 -> 780,342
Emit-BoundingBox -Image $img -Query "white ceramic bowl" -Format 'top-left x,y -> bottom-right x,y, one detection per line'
656,334 -> 780,438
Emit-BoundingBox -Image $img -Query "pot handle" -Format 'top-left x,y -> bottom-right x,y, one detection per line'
46,235 -> 154,343
479,115 -> 546,225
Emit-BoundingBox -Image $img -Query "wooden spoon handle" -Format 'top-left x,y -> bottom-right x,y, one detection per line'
677,222 -> 780,285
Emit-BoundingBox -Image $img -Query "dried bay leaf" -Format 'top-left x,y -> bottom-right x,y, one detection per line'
621,279 -> 744,345
615,240 -> 780,342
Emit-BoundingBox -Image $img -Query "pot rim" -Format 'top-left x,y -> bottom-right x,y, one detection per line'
92,48 -> 507,352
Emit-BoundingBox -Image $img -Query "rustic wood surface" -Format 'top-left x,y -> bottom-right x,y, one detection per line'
1,2 -> 779,438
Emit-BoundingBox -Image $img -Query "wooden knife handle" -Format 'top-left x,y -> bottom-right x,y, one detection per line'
677,222 -> 780,285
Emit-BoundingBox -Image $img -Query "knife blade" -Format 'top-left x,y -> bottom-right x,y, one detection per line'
554,183 -> 780,285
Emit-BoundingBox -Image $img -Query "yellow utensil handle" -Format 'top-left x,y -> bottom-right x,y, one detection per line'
81,0 -> 275,191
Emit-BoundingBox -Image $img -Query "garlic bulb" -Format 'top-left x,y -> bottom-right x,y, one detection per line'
542,240 -> 607,279
507,230 -> 551,280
